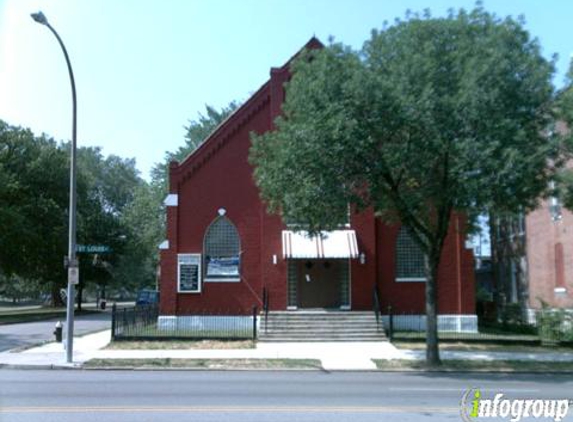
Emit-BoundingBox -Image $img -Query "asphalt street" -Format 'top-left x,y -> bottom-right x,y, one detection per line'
1,370 -> 572,422
0,312 -> 111,352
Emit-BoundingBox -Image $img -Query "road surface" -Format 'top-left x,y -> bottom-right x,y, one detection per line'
1,370 -> 572,421
0,312 -> 111,352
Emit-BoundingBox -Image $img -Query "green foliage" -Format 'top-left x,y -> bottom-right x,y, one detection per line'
0,274 -> 42,302
75,147 -> 144,293
0,120 -> 154,303
556,168 -> 573,210
114,184 -> 165,290
252,7 -> 556,247
556,59 -> 573,128
537,302 -> 573,344
554,58 -> 573,210
251,5 -> 557,364
0,121 -> 68,289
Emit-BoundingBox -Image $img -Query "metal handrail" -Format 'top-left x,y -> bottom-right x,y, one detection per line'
372,285 -> 382,331
263,287 -> 269,333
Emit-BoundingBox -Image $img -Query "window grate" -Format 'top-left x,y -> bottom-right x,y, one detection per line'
396,227 -> 426,280
204,217 -> 240,279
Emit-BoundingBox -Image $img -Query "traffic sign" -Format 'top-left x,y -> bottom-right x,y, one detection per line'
68,267 -> 79,285
76,244 -> 111,254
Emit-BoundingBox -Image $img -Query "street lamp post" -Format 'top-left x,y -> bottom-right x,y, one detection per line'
31,11 -> 78,364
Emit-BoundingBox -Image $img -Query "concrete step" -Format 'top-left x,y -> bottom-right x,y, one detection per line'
259,311 -> 387,342
258,338 -> 385,342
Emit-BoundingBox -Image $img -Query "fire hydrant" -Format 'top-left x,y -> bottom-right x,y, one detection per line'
54,321 -> 63,343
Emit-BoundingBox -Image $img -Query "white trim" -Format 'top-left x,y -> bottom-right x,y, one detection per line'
158,240 -> 169,250
164,194 -> 178,207
554,287 -> 567,294
382,314 -> 478,333
287,306 -> 298,311
204,278 -> 241,283
339,305 -> 351,311
178,253 -> 201,293
346,257 -> 352,309
158,315 -> 255,332
396,277 -> 427,282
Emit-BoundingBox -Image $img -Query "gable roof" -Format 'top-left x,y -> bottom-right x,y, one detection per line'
171,37 -> 324,188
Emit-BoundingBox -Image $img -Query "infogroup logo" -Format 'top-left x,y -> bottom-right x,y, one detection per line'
460,388 -> 571,422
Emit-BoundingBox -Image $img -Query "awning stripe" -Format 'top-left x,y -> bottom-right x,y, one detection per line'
281,230 -> 360,259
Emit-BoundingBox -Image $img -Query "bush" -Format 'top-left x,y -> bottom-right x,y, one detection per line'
537,304 -> 573,344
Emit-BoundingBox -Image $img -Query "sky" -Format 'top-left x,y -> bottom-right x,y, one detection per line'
1,0 -> 571,181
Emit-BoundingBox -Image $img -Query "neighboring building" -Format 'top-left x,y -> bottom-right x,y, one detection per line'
525,192 -> 573,311
492,122 -> 573,320
158,38 -> 477,334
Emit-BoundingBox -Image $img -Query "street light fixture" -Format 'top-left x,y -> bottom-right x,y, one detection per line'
31,11 -> 78,364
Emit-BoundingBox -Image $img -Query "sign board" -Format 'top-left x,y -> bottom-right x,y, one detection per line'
179,254 -> 201,293
68,266 -> 79,285
76,244 -> 112,254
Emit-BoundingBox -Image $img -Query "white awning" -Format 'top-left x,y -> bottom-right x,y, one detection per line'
282,230 -> 359,259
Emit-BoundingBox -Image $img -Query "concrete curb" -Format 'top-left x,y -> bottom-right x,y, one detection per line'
0,364 -> 80,370
5,363 -> 573,375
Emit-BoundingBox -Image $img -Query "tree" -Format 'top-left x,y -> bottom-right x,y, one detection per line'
113,183 -> 165,292
0,120 -> 151,306
555,59 -> 573,210
75,147 -> 143,307
0,120 -> 69,304
250,6 -> 557,366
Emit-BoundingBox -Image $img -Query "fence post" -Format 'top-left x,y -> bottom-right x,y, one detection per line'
122,307 -> 127,336
252,305 -> 258,340
111,303 -> 117,340
388,305 -> 393,341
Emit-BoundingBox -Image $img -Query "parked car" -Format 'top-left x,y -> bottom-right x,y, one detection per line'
135,289 -> 160,306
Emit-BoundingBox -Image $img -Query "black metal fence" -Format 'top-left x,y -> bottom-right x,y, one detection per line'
386,308 -> 573,346
111,304 -> 258,341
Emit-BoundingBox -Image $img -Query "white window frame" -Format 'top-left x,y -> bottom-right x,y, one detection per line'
396,277 -> 427,283
178,253 -> 202,293
205,276 -> 241,283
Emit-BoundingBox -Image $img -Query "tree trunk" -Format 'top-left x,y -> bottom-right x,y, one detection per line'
425,253 -> 442,367
51,284 -> 64,307
77,283 -> 83,312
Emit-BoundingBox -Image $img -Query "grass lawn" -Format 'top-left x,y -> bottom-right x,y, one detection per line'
393,341 -> 573,353
374,359 -> 573,372
84,358 -> 322,370
105,339 -> 255,350
392,332 -> 539,342
0,307 -> 99,325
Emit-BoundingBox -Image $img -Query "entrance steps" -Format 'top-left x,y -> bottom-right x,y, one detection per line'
258,311 -> 387,342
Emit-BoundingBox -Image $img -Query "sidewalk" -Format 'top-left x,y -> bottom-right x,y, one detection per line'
1,330 -> 573,370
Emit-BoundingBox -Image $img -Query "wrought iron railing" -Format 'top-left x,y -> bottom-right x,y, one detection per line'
263,287 -> 269,333
384,308 -> 573,345
111,303 -> 258,341
372,284 -> 382,332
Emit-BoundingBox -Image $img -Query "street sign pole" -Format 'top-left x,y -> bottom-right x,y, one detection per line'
31,11 -> 78,365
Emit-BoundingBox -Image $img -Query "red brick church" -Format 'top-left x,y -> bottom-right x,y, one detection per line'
158,38 -> 476,333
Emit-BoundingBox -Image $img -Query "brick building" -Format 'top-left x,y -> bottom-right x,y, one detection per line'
158,38 -> 477,333
491,122 -> 573,320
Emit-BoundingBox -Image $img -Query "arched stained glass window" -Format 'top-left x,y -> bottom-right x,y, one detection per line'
203,217 -> 241,281
395,227 -> 426,282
